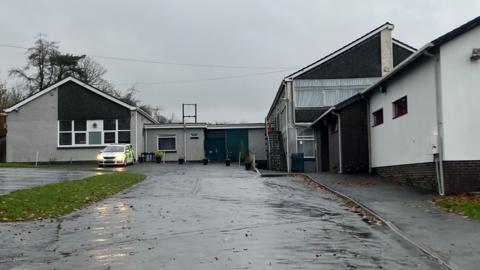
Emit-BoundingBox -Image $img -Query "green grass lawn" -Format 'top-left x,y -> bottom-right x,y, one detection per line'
435,195 -> 480,220
0,172 -> 146,222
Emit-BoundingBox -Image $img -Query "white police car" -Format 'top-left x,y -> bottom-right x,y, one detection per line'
97,144 -> 135,167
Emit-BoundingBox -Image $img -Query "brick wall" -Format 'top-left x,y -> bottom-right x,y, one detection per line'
374,162 -> 437,191
443,161 -> 480,194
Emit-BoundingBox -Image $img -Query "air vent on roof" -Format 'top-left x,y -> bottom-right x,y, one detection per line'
471,48 -> 480,61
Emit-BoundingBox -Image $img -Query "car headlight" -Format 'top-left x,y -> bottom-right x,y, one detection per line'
115,153 -> 126,161
96,154 -> 103,161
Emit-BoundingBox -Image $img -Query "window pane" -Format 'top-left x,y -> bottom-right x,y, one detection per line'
104,119 -> 116,131
118,119 -> 130,130
75,133 -> 87,144
118,131 -> 130,143
158,137 -> 176,151
89,132 -> 102,145
59,133 -> 72,145
74,120 -> 86,131
104,132 -> 115,144
59,120 -> 71,131
297,127 -> 314,137
297,140 -> 315,158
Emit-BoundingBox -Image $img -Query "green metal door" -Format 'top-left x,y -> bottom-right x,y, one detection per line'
204,130 -> 226,161
226,129 -> 249,162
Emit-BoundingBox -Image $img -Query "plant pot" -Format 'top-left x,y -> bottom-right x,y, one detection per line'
156,157 -> 162,163
245,162 -> 252,170
179,158 -> 185,164
225,160 -> 231,166
203,158 -> 208,165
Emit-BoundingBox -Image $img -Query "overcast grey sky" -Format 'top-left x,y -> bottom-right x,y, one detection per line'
1,1 -> 479,122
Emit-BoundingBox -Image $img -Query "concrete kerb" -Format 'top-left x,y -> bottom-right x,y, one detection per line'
300,173 -> 456,270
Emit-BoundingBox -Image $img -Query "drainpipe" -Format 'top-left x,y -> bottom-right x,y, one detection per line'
361,95 -> 372,173
284,99 -> 290,172
331,110 -> 342,173
265,117 -> 271,170
433,52 -> 446,196
135,111 -> 138,156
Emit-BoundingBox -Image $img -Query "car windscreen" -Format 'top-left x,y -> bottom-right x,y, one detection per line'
103,146 -> 124,153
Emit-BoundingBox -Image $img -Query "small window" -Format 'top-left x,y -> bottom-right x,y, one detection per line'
59,133 -> 72,145
104,132 -> 116,144
158,136 -> 176,152
59,120 -> 72,132
75,133 -> 87,144
393,96 -> 408,119
104,119 -> 116,131
74,120 -> 86,131
118,131 -> 130,143
118,119 -> 130,130
372,109 -> 384,126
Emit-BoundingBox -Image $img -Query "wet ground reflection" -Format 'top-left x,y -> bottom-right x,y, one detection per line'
0,164 -> 442,269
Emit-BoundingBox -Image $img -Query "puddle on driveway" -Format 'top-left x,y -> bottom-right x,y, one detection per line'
0,164 -> 443,269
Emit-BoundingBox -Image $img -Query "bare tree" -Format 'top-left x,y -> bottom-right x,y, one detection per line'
9,34 -> 59,94
0,81 -> 25,111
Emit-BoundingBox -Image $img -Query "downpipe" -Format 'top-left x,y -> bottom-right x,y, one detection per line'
331,111 -> 342,174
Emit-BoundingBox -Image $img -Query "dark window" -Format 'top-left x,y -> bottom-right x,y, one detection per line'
75,133 -> 87,144
158,137 -> 176,151
373,109 -> 384,126
104,119 -> 116,131
118,119 -> 130,130
59,133 -> 72,145
393,96 -> 408,118
104,132 -> 116,144
59,120 -> 72,131
118,131 -> 130,143
74,120 -> 86,131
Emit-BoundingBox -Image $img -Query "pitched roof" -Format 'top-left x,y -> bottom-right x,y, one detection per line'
285,23 -> 415,80
4,77 -> 158,123
266,23 -> 416,120
5,77 -> 136,113
362,16 -> 480,96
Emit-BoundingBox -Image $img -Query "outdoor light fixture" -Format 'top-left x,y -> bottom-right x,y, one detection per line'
471,48 -> 480,61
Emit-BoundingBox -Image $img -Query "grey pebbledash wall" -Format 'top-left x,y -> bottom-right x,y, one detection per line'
6,88 -> 102,162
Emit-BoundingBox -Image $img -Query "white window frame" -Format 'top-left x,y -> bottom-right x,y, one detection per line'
117,119 -> 131,144
157,135 -> 177,152
57,119 -> 131,148
296,126 -> 315,159
103,119 -> 118,145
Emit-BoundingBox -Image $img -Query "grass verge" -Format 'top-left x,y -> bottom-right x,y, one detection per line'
435,195 -> 480,220
0,162 -> 46,168
0,172 -> 146,222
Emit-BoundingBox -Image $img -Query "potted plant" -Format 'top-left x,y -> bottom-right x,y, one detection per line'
154,150 -> 164,163
225,158 -> 231,166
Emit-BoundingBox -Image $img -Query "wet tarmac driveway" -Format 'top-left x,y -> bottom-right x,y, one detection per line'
0,164 -> 442,269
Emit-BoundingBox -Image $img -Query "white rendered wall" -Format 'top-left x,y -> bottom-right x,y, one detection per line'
440,26 -> 480,161
369,57 -> 438,167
